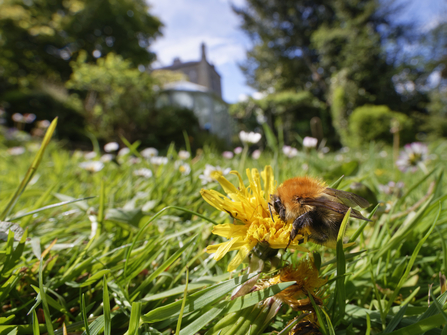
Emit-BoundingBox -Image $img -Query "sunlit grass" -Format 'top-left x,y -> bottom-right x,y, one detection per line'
0,130 -> 446,334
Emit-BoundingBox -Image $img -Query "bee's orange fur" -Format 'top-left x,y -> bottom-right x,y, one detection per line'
276,177 -> 326,220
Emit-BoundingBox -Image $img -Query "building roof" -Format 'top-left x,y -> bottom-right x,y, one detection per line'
158,61 -> 199,71
163,80 -> 209,92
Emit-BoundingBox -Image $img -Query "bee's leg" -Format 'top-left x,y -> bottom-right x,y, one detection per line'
286,211 -> 312,251
268,202 -> 275,222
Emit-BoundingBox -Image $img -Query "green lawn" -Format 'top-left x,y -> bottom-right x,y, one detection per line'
1,122 -> 446,334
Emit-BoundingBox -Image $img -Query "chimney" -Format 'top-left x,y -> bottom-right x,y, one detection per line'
201,42 -> 206,61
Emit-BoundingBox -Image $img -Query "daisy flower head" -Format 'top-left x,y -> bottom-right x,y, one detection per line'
118,147 -> 130,156
222,151 -> 234,159
36,120 -> 51,129
104,142 -> 119,152
201,166 -> 308,272
178,150 -> 190,160
100,154 -> 114,162
199,164 -> 231,185
150,156 -> 168,165
282,145 -> 298,158
84,151 -> 97,160
234,147 -> 243,154
252,149 -> 261,160
79,161 -> 104,172
133,168 -> 153,178
7,146 -> 26,156
303,136 -> 318,149
239,130 -> 262,144
396,142 -> 428,173
175,161 -> 191,175
141,147 -> 158,159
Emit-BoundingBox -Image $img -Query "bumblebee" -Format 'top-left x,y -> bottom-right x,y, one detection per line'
269,176 -> 371,248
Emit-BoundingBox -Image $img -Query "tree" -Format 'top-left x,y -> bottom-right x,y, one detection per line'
0,0 -> 162,91
233,0 -> 424,145
66,52 -> 201,146
0,0 -> 163,144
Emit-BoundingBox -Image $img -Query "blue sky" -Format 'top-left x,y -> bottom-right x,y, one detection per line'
149,0 -> 446,104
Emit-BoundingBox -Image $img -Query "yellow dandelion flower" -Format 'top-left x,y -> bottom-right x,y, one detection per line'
201,165 -> 309,272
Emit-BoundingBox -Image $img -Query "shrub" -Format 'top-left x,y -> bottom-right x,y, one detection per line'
1,90 -> 86,144
348,105 -> 414,146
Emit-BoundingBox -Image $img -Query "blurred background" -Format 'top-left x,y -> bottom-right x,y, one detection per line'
0,0 -> 446,151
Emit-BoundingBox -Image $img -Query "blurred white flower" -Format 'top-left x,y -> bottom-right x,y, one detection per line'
340,147 -> 350,153
234,147 -> 243,154
36,120 -> 51,128
7,146 -> 26,155
24,113 -> 36,123
251,149 -> 261,160
302,163 -> 309,172
239,131 -> 262,144
282,145 -> 298,158
128,157 -> 141,165
150,156 -> 168,165
199,164 -> 231,185
79,161 -> 104,172
100,154 -> 114,162
379,150 -> 388,158
222,151 -> 234,159
396,142 -> 428,173
303,136 -> 318,149
141,147 -> 158,158
118,147 -> 130,156
178,150 -> 190,160
335,154 -> 344,162
72,150 -> 84,159
104,142 -> 119,152
178,163 -> 191,175
26,143 -> 41,152
133,168 -> 153,178
378,181 -> 405,195
84,151 -> 97,160
12,113 -> 23,122
321,147 -> 330,154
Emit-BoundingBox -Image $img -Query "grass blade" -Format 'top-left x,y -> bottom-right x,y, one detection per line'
0,118 -> 58,220
385,203 -> 441,313
39,260 -> 54,335
176,267 -> 189,335
127,301 -> 142,335
103,276 -> 111,335
81,294 -> 91,335
333,208 -> 350,324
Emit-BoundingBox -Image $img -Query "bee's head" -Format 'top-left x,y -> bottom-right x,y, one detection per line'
269,194 -> 287,221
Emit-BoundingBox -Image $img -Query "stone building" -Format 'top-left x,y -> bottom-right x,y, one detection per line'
155,43 -> 232,142
157,43 -> 222,98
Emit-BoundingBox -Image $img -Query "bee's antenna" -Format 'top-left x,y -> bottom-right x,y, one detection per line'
268,202 -> 275,222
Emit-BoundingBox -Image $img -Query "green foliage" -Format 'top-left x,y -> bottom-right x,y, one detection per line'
348,105 -> 414,146
230,90 -> 326,145
330,84 -> 350,145
0,0 -> 163,146
66,52 -> 155,142
0,0 -> 162,90
233,0 -> 434,145
1,89 -> 85,143
0,130 -> 446,334
65,52 -> 201,147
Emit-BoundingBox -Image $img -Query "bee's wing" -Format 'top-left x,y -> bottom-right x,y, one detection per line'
323,188 -> 370,208
302,198 -> 372,222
